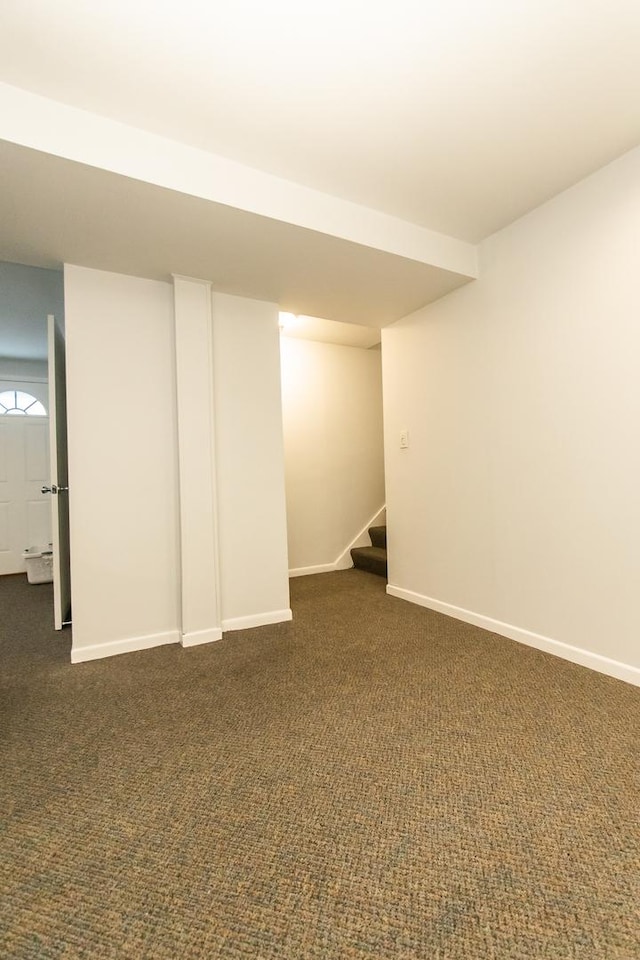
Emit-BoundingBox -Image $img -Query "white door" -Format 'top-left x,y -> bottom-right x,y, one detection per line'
0,408 -> 51,575
47,315 -> 71,630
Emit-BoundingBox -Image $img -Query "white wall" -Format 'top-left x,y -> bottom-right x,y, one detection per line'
383,145 -> 640,683
212,293 -> 291,629
0,358 -> 48,381
0,260 -> 64,363
62,271 -> 292,659
280,337 -> 385,573
64,266 -> 181,658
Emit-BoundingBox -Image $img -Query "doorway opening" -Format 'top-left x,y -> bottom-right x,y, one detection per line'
278,311 -> 387,582
0,261 -> 71,636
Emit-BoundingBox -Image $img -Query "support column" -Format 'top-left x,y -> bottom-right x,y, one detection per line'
173,276 -> 222,647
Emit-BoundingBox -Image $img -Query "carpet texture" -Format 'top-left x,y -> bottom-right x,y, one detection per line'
1,570 -> 639,959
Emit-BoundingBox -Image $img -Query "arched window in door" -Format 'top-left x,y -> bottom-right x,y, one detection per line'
0,390 -> 47,416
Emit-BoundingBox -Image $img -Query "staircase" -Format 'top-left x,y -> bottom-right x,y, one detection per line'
350,525 -> 387,579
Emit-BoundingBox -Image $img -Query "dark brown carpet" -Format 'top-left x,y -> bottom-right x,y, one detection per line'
1,570 -> 639,959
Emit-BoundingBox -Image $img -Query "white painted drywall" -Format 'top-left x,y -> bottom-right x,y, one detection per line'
0,83 -> 477,279
280,337 -> 385,572
383,145 -> 640,677
64,265 -> 181,656
173,276 -> 221,646
212,293 -> 291,628
0,260 -> 64,362
0,358 -> 48,381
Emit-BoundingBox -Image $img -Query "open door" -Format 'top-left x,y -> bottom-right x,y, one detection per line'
46,314 -> 71,630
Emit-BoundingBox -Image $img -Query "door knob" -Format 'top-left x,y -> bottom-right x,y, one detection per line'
41,484 -> 57,494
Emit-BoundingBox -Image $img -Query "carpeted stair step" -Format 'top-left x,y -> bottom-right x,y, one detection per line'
368,525 -> 387,549
350,545 -> 387,578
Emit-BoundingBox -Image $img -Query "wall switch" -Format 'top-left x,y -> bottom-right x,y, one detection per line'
400,429 -> 409,449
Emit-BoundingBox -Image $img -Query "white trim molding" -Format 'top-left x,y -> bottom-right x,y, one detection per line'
386,585 -> 640,689
181,627 -> 223,648
71,629 -> 180,664
289,562 -> 339,578
173,275 -> 222,648
222,608 -> 293,632
289,505 -> 386,578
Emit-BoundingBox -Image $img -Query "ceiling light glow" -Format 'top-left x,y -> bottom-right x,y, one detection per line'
278,312 -> 299,330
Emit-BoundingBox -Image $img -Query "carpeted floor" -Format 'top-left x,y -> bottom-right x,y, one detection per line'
1,571 -> 639,959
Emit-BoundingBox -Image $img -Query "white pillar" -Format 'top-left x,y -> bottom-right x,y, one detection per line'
173,276 -> 222,647
211,292 -> 291,630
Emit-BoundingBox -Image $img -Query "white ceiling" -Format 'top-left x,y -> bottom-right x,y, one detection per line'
280,314 -> 381,349
1,0 -> 639,242
0,0 -> 639,350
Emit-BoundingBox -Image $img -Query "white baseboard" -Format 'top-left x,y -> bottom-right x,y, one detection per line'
386,585 -> 640,688
71,629 -> 180,664
289,505 -> 386,578
289,562 -> 341,578
181,626 -> 223,648
222,608 -> 293,632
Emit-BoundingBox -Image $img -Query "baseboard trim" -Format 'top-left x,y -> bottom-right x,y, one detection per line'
386,585 -> 640,688
71,629 -> 180,664
289,505 -> 386,578
181,626 -> 223,648
222,608 -> 293,632
289,563 -> 338,578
